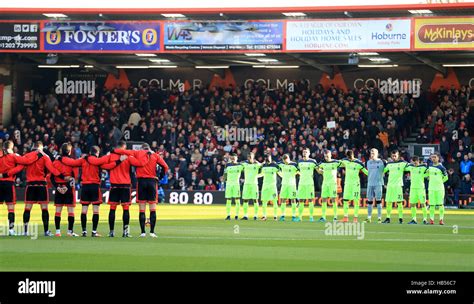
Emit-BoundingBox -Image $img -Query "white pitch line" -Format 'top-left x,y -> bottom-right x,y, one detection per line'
157,226 -> 474,238
158,235 -> 474,242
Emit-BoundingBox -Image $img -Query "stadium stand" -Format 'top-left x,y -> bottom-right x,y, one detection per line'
0,81 -> 472,201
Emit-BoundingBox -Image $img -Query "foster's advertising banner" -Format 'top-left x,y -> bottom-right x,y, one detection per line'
42,21 -> 161,52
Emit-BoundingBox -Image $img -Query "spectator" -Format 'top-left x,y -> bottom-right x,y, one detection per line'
460,174 -> 472,196
460,154 -> 473,176
416,127 -> 430,144
447,168 -> 461,206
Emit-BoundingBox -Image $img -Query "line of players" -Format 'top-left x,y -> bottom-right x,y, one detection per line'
223,147 -> 448,225
0,140 -> 169,237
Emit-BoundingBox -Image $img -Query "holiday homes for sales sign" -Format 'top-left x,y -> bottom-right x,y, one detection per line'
285,19 -> 412,51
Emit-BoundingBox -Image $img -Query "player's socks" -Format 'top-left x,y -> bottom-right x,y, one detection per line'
291,202 -> 297,217
367,203 -> 373,219
8,212 -> 14,230
123,209 -> 130,231
298,202 -> 304,219
343,200 -> 349,218
109,209 -> 116,232
411,206 -> 417,221
235,199 -> 241,217
422,204 -> 428,221
253,202 -> 259,218
429,205 -> 435,221
68,213 -> 74,232
54,212 -> 61,230
273,202 -> 278,218
376,201 -> 382,219
262,202 -> 268,218
243,202 -> 249,218
309,202 -> 314,218
397,203 -> 403,220
41,209 -> 49,233
23,209 -> 31,232
439,205 -> 445,221
150,210 -> 157,234
81,213 -> 87,232
226,200 -> 232,216
280,201 -> 286,217
353,200 -> 360,218
139,212 -> 146,234
332,201 -> 338,220
322,202 -> 327,220
386,202 -> 393,219
92,213 -> 99,232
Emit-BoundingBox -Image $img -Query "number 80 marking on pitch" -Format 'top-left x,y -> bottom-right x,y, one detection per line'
169,192 -> 213,205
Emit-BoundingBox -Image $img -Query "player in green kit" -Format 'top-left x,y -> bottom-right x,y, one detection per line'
296,147 -> 318,222
404,156 -> 428,224
241,152 -> 262,220
224,153 -> 244,220
278,154 -> 299,222
426,153 -> 448,225
317,150 -> 341,222
383,150 -> 409,224
340,150 -> 368,223
258,153 -> 280,221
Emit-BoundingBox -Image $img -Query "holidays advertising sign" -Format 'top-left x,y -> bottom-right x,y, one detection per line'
286,19 -> 411,51
414,17 -> 474,50
42,21 -> 160,51
164,21 -> 283,51
0,22 -> 39,50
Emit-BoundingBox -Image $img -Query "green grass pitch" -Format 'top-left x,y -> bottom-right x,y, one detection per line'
0,202 -> 473,271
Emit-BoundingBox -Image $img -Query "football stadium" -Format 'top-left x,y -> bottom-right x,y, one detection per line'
0,0 -> 473,283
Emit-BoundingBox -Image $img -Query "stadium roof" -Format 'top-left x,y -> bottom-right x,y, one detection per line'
1,0 -> 472,76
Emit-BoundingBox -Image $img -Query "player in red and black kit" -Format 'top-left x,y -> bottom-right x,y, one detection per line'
60,145 -> 118,237
23,141 -> 70,237
51,143 -> 81,237
101,141 -> 142,238
114,143 -> 169,238
0,140 -> 40,236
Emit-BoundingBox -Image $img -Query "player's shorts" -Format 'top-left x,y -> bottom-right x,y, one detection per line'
428,189 -> 445,206
366,185 -> 383,201
385,185 -> 404,203
54,183 -> 76,207
225,184 -> 241,199
137,178 -> 157,203
242,183 -> 259,200
409,188 -> 426,206
343,184 -> 361,201
0,182 -> 16,205
109,184 -> 131,205
321,183 -> 337,199
80,184 -> 101,205
25,182 -> 49,204
297,184 -> 315,200
280,184 -> 297,200
260,185 -> 278,202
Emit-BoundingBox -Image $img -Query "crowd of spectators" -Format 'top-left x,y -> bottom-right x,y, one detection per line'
0,81 -> 472,202
415,85 -> 474,203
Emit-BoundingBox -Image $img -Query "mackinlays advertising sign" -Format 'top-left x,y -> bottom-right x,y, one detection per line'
42,22 -> 160,51
414,17 -> 473,50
